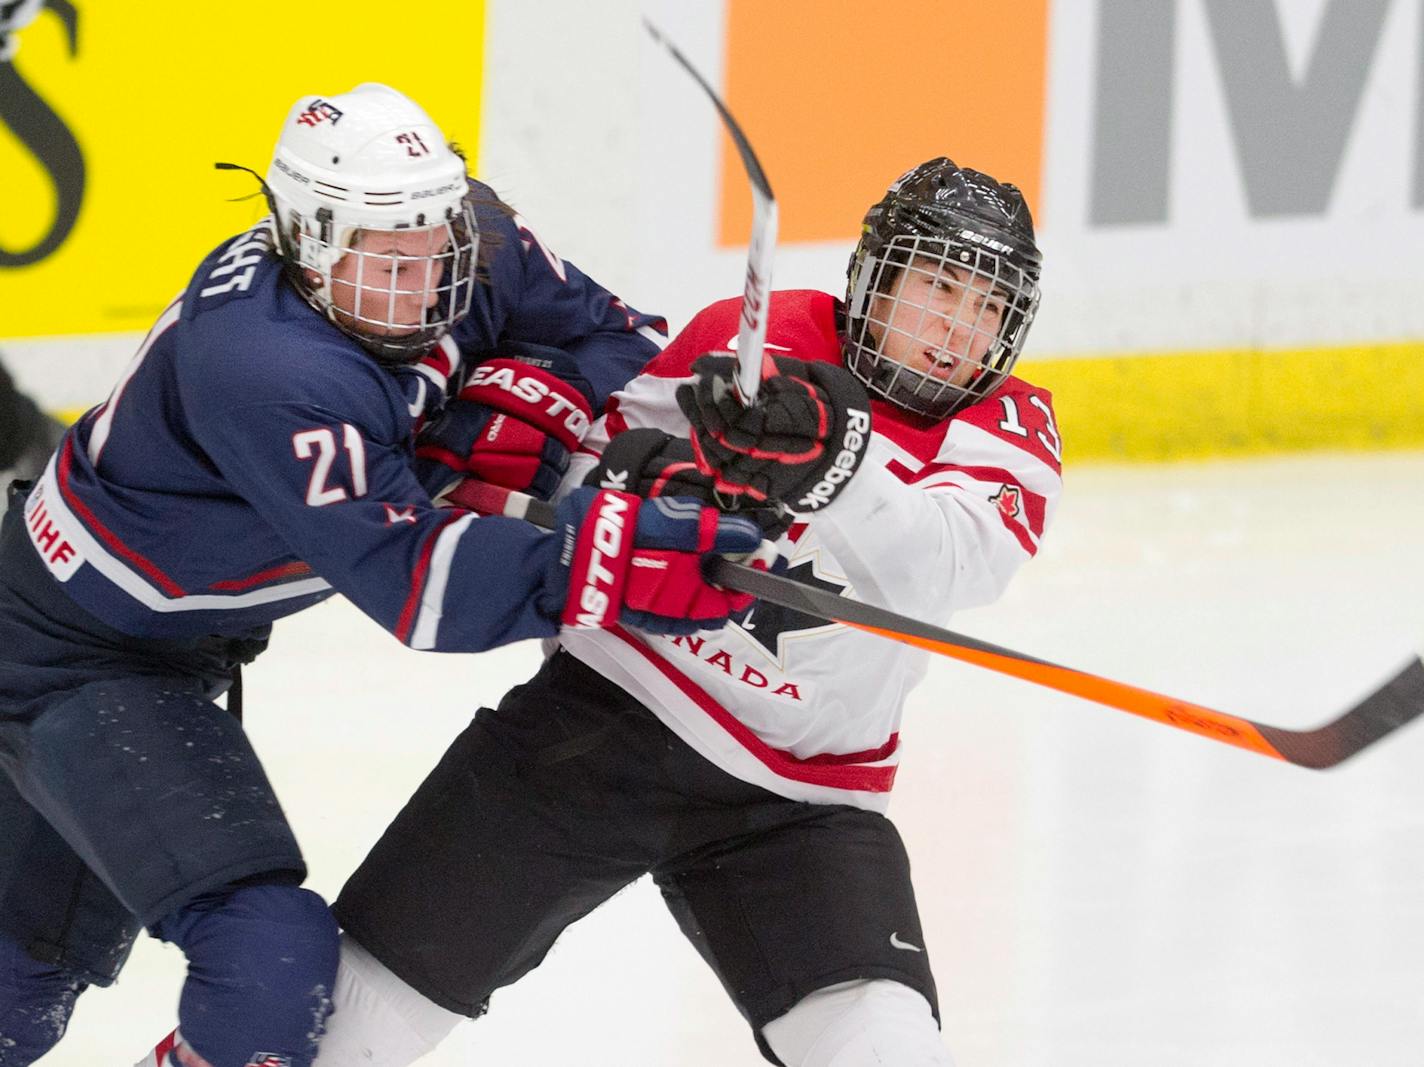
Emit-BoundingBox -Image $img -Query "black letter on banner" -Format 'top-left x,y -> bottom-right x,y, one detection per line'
0,0 -> 85,268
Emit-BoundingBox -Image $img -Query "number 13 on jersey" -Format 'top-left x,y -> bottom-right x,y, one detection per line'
996,394 -> 1061,464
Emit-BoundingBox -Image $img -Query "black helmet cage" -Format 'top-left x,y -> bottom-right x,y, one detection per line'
844,159 -> 1042,420
278,193 -> 481,367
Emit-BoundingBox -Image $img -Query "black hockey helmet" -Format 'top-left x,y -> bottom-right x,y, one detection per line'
844,158 -> 1042,420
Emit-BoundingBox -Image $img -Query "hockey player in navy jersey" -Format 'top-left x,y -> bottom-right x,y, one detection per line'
311,159 -> 1063,1066
0,82 -> 765,1067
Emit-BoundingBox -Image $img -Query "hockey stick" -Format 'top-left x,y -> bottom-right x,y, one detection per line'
645,19 -> 777,406
456,480 -> 1424,769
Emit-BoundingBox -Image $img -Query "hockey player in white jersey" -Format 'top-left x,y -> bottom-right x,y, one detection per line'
313,157 -> 1061,1066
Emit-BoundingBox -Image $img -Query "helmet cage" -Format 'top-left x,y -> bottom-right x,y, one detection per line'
278,198 -> 480,365
845,233 -> 1039,420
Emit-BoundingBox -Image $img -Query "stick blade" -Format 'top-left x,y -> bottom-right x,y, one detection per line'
1261,656 -> 1424,769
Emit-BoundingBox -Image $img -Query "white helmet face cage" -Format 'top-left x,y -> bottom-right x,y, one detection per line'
264,83 -> 480,363
284,202 -> 480,364
845,234 -> 1040,420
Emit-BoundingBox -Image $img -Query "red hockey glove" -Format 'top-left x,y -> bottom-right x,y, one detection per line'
675,355 -> 872,514
540,487 -> 767,636
417,356 -> 594,501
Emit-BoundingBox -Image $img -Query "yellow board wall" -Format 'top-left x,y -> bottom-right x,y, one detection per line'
0,2 -> 485,338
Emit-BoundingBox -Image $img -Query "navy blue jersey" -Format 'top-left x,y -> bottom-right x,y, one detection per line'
21,182 -> 663,650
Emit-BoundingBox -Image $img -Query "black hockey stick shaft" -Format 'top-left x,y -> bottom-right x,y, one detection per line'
645,19 -> 777,406
455,481 -> 1424,769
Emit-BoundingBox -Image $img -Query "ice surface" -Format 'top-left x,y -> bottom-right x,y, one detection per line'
55,452 -> 1424,1066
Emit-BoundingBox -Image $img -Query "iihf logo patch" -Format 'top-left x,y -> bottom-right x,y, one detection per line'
245,1055 -> 292,1067
296,99 -> 344,127
990,483 -> 1022,522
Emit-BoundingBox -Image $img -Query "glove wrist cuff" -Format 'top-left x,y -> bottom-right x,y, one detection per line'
559,489 -> 642,628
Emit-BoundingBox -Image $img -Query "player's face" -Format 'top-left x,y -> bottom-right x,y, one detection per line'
868,255 -> 1006,387
328,226 -> 451,337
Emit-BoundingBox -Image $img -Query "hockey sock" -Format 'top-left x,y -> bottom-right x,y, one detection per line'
0,931 -> 87,1066
762,979 -> 954,1067
310,934 -> 463,1066
152,883 -> 339,1067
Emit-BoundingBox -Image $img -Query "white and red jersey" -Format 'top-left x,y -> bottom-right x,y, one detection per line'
557,290 -> 1062,812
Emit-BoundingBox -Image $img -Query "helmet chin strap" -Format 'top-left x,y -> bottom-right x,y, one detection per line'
294,205 -> 350,296
214,161 -> 348,326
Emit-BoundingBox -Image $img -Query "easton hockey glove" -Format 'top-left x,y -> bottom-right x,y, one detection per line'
676,354 -> 873,514
541,486 -> 764,635
417,351 -> 595,501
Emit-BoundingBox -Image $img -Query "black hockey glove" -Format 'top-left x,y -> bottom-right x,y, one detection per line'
676,355 -> 873,515
585,428 -> 792,539
584,427 -> 714,500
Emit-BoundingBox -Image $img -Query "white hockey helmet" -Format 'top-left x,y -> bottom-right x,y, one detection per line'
265,83 -> 479,363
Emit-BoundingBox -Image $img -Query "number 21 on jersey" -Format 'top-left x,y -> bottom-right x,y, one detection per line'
293,425 -> 368,506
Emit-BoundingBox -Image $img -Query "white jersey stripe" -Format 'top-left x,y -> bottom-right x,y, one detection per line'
410,512 -> 477,650
88,298 -> 183,465
940,419 -> 1060,496
38,456 -> 331,612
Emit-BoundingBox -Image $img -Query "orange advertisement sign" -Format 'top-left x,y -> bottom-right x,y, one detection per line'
719,0 -> 1049,246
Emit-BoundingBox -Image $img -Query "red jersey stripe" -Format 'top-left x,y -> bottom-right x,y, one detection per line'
613,628 -> 898,793
394,510 -> 467,644
56,439 -> 187,599
209,561 -> 315,592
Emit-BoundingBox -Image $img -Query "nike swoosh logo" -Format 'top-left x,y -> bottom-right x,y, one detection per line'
725,336 -> 793,352
407,378 -> 428,418
889,932 -> 923,952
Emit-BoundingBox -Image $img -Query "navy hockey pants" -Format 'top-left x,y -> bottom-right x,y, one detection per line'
0,485 -> 317,1062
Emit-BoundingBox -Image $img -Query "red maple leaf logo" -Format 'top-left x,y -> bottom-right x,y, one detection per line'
990,484 -> 1022,522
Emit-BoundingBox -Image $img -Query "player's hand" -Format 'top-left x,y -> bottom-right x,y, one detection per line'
584,427 -> 791,539
540,486 -> 767,635
675,354 -> 873,515
583,427 -> 716,501
417,351 -> 594,501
